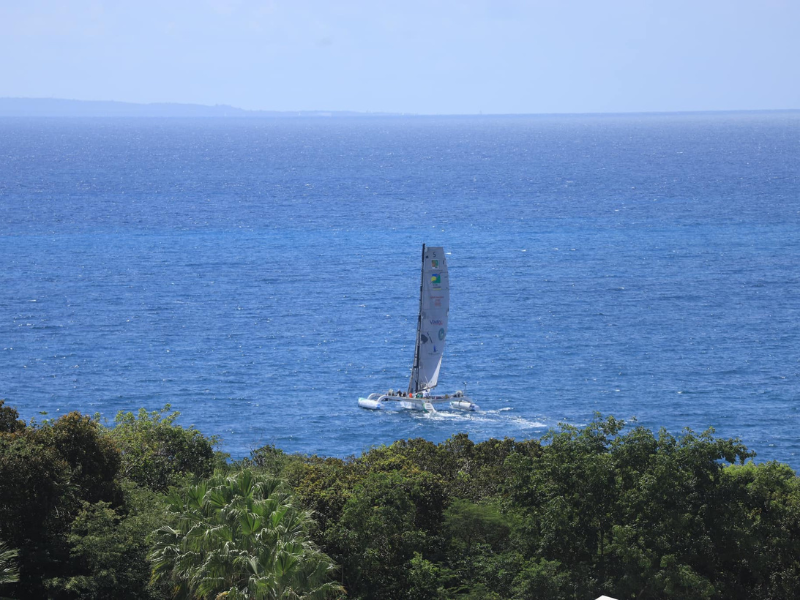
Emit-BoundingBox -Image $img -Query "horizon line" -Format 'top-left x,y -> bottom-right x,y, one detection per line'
1,96 -> 798,118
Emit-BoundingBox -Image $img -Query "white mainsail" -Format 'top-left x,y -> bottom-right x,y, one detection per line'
408,245 -> 449,393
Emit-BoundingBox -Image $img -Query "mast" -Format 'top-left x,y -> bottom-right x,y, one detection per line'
409,243 -> 425,393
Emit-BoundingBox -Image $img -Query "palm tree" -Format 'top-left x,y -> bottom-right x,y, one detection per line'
149,470 -> 343,599
0,541 -> 20,585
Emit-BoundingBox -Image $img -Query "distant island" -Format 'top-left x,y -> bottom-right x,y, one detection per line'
2,99 -> 797,119
0,97 -> 402,118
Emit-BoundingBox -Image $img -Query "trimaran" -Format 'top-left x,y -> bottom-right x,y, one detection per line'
358,244 -> 479,413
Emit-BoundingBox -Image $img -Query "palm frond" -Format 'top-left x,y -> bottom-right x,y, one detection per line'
149,470 -> 343,599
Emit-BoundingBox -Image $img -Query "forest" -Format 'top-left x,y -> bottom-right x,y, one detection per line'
1,399 -> 799,600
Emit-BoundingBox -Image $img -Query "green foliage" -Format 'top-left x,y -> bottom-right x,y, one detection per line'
510,557 -> 573,600
149,469 -> 343,599
108,405 -> 219,492
243,444 -> 294,477
501,417 -> 779,599
38,411 -> 123,505
441,499 -> 516,596
0,541 -> 20,585
407,552 -> 446,600
326,469 -> 446,598
0,423 -> 71,544
443,499 -> 509,554
274,434 -> 536,599
3,403 -> 800,600
276,417 -> 799,600
46,483 -> 168,600
0,400 -> 25,434
0,410 -> 123,598
716,461 -> 800,599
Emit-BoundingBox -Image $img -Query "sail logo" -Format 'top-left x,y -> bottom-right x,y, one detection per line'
431,273 -> 441,288
438,328 -> 446,341
431,259 -> 439,268
429,319 -> 443,325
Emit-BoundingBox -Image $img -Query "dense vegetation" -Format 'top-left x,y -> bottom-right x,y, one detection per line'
1,398 -> 799,599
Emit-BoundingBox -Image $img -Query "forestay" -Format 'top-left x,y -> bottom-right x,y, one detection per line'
408,245 -> 449,393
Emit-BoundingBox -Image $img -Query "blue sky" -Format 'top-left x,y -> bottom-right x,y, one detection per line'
1,0 -> 797,114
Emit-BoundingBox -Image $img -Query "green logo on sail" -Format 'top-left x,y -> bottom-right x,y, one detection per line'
438,328 -> 445,340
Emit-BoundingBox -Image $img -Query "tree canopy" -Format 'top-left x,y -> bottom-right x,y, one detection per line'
107,405 -> 220,492
1,403 -> 799,600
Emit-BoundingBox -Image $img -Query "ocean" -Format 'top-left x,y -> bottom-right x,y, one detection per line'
1,113 -> 798,466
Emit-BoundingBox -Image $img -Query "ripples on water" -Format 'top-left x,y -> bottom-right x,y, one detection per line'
0,113 -> 798,466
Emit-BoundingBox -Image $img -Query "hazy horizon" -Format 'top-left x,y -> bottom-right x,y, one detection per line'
1,1 -> 798,115
3,96 -> 800,118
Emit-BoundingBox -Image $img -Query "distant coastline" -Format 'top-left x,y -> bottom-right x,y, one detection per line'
0,97 -> 402,118
1,97 -> 797,118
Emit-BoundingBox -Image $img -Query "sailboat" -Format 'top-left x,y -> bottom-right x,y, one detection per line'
358,245 -> 479,412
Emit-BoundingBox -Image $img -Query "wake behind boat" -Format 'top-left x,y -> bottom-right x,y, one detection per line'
358,245 -> 478,413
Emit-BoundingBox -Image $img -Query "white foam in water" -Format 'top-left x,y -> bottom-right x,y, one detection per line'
510,417 -> 547,429
412,407 -> 548,432
424,411 -> 462,420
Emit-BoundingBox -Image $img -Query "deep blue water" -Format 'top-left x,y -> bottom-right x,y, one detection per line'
1,113 -> 798,466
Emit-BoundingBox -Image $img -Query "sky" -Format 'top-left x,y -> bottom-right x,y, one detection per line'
1,0 -> 798,115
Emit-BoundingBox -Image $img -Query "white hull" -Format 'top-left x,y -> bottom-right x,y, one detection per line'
358,393 -> 479,412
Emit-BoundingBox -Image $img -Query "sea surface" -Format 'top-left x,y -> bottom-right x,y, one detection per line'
1,113 -> 798,466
